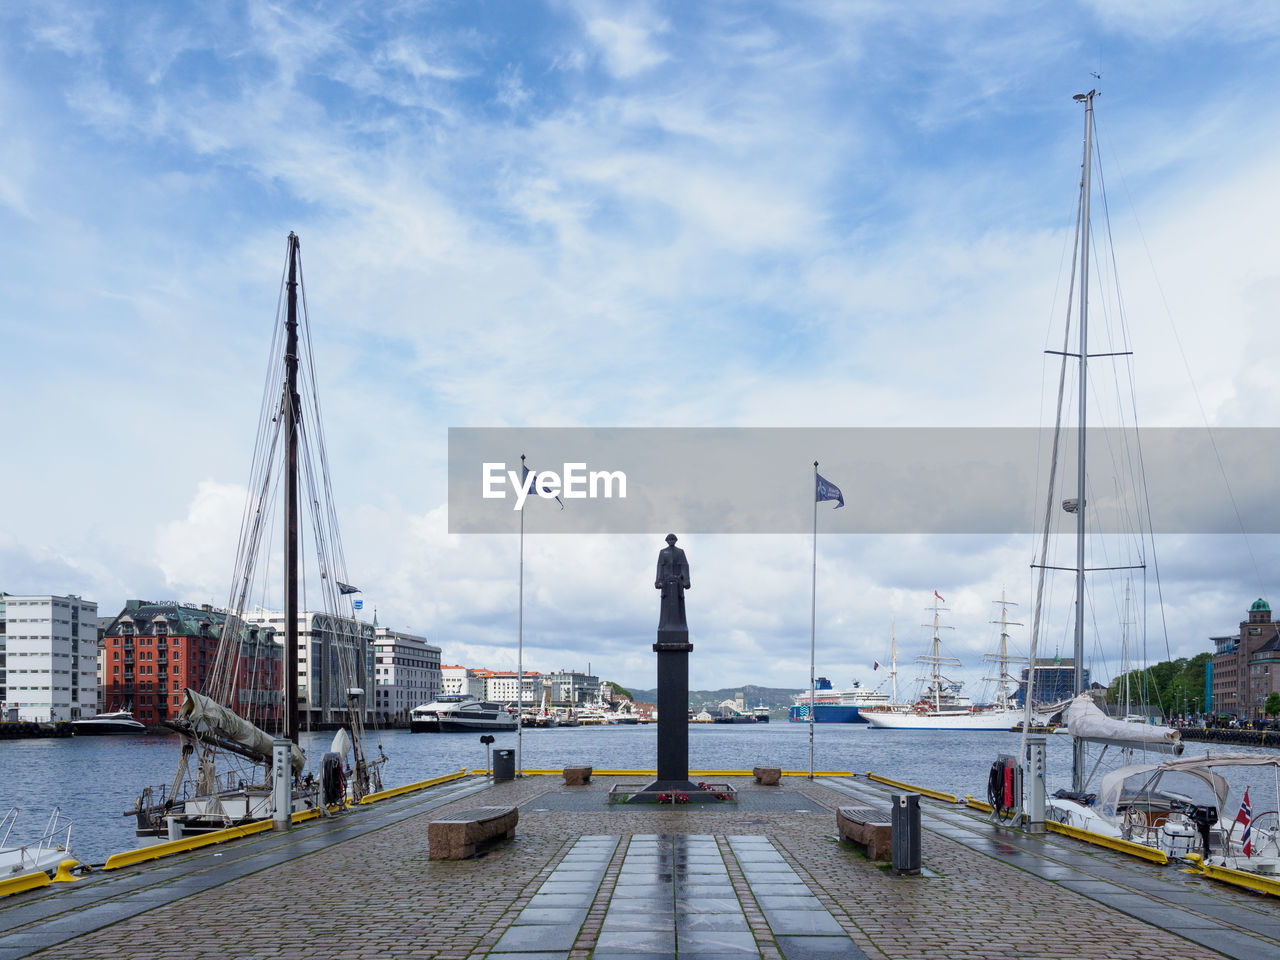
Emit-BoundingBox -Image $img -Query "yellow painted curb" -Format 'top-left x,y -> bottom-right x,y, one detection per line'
104,818 -> 275,870
866,772 -> 960,803
788,771 -> 855,778
1045,820 -> 1169,864
360,768 -> 468,803
1186,853 -> 1280,898
0,871 -> 51,898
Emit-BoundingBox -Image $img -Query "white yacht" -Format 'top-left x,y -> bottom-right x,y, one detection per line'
72,710 -> 146,736
410,696 -> 517,733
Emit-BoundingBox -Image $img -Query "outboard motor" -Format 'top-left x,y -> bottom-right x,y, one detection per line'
321,751 -> 346,806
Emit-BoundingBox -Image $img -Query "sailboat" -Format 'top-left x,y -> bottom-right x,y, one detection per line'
866,594 -> 1040,730
129,233 -> 384,840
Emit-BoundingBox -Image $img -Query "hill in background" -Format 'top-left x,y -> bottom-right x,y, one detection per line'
628,684 -> 802,714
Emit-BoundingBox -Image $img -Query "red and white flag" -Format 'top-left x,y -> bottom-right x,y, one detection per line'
934,590 -> 945,603
1236,788 -> 1253,856
873,661 -> 880,671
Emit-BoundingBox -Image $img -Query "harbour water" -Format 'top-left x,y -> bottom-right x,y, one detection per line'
5,722 -> 1279,866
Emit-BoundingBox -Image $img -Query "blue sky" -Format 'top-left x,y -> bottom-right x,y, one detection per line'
4,1 -> 1280,696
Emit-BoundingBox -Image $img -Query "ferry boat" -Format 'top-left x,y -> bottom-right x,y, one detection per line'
409,696 -> 518,733
788,678 -> 894,723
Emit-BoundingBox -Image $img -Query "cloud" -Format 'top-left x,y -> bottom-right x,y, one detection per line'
3,0 -> 1280,698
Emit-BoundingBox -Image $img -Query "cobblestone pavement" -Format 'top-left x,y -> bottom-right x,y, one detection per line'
13,775 -> 1235,960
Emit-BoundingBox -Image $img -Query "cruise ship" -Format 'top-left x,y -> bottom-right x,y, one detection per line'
788,678 -> 895,723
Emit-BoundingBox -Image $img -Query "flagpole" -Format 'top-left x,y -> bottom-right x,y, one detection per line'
517,453 -> 525,778
810,460 -> 818,780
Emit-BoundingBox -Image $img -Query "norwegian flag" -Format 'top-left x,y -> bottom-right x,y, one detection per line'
873,661 -> 880,671
1236,788 -> 1253,856
934,590 -> 945,603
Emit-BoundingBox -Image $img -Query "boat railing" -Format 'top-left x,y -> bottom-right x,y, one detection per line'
1,807 -> 71,874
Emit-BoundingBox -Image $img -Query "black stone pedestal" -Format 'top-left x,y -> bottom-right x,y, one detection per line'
631,630 -> 718,802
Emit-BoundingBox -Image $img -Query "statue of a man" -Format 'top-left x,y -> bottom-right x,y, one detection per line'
655,533 -> 691,631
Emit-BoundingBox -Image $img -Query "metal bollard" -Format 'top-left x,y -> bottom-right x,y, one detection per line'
891,792 -> 921,875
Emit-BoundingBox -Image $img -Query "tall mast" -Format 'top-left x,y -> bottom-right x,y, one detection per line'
1072,90 -> 1095,791
284,232 -> 301,744
986,591 -> 1023,709
890,621 -> 897,707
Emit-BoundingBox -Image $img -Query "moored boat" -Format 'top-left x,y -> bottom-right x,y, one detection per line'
0,807 -> 72,879
788,678 -> 894,723
72,710 -> 146,735
411,696 -> 517,733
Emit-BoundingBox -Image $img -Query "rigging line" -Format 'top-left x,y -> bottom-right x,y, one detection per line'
1098,126 -> 1267,602
1093,136 -> 1150,574
1092,123 -> 1174,667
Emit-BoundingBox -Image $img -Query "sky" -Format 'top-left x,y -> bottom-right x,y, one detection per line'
3,0 -> 1280,701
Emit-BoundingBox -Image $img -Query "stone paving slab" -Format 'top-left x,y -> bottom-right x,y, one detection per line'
0,774 -> 1249,960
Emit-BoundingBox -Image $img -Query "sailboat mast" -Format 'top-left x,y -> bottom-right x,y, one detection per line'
284,232 -> 301,744
1073,90 -> 1095,791
890,621 -> 897,706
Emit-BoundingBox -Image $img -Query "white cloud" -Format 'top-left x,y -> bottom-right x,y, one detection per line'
582,11 -> 670,78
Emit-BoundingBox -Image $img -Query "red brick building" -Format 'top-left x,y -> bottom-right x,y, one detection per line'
102,600 -> 283,726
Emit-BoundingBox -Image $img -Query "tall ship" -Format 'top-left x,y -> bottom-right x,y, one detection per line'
867,591 -> 1044,731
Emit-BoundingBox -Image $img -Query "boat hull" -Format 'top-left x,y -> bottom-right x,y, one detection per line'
72,715 -> 147,735
788,704 -> 867,723
865,708 -> 1027,731
435,717 -> 518,733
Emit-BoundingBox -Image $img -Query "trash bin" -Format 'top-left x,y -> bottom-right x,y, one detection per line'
493,748 -> 516,782
891,792 -> 921,875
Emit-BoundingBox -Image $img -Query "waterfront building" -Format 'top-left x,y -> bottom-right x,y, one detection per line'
484,670 -> 543,703
373,627 -> 441,722
245,610 -> 375,725
103,600 -> 283,726
1211,598 -> 1280,721
546,669 -> 601,706
1016,656 -> 1088,707
442,665 -> 487,698
0,593 -> 99,721
95,616 -> 113,712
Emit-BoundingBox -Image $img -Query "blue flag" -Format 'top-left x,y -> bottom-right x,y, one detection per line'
522,462 -> 565,509
816,472 -> 844,508
353,599 -> 364,610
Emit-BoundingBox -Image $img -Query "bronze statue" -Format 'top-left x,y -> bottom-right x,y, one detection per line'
655,533 -> 690,632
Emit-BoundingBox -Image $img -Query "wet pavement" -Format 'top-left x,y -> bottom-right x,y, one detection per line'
0,773 -> 1267,959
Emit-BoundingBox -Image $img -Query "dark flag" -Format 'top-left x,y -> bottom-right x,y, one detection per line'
816,472 -> 844,508
522,462 -> 565,509
337,582 -> 360,595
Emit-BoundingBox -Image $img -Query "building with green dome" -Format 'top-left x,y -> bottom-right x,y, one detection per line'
1211,598 -> 1280,720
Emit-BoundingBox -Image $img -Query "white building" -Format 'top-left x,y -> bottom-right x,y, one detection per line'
483,671 -> 543,705
1,593 -> 98,721
373,627 -> 441,722
245,610 -> 376,725
442,665 -> 486,699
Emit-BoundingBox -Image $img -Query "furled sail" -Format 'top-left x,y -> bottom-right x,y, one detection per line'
1065,694 -> 1182,754
179,688 -> 305,773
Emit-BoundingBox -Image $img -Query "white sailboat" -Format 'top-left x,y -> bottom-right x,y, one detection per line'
868,591 -> 1042,731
